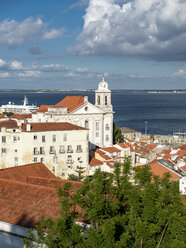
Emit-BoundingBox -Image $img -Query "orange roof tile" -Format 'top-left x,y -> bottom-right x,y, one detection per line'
10,114 -> 32,119
36,104 -> 54,112
0,179 -> 60,228
0,163 -> 56,182
146,159 -> 181,180
0,120 -> 18,129
101,154 -> 112,160
95,149 -> 106,155
55,96 -> 85,113
27,176 -> 82,191
22,122 -> 87,132
117,143 -> 129,149
101,147 -> 121,153
89,157 -> 103,166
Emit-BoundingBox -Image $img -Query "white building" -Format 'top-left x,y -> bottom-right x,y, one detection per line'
0,120 -> 89,179
32,78 -> 114,149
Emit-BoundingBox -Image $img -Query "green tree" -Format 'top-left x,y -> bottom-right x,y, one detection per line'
3,111 -> 14,117
113,123 -> 124,144
25,158 -> 186,248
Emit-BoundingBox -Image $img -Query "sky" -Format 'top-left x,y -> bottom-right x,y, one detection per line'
0,0 -> 186,90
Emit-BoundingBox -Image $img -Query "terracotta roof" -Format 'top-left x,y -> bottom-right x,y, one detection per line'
0,114 -> 6,119
89,157 -> 103,166
147,144 -> 157,150
95,149 -> 106,155
120,127 -> 140,133
0,163 -> 56,182
27,176 -> 82,191
117,143 -> 129,149
11,114 -> 32,119
146,159 -> 182,180
0,120 -> 19,129
101,154 -> 112,160
181,165 -> 186,172
101,147 -> 121,153
36,104 -> 54,113
177,144 -> 186,150
0,178 -> 60,228
22,122 -> 87,132
55,96 -> 85,113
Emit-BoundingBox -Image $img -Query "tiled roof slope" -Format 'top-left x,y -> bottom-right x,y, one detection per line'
89,157 -> 103,166
101,147 -> 121,153
0,163 -> 56,182
146,159 -> 182,180
55,96 -> 85,113
36,104 -> 54,113
0,120 -> 18,129
22,122 -> 87,132
0,179 -> 60,228
27,176 -> 82,191
11,114 -> 32,119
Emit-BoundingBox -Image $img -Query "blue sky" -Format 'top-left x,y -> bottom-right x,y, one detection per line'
0,0 -> 186,89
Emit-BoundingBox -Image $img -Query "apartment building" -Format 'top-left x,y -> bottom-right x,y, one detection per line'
0,120 -> 89,179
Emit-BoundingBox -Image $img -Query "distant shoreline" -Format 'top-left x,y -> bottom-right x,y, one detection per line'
0,89 -> 186,94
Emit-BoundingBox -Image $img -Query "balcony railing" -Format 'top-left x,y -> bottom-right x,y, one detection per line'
66,159 -> 73,164
76,149 -> 82,153
33,151 -> 39,155
59,150 -> 65,154
49,150 -> 56,154
67,149 -> 73,153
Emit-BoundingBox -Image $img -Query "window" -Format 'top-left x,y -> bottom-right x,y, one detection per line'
40,147 -> 44,155
77,157 -> 82,161
85,120 -> 89,128
50,146 -> 55,154
63,134 -> 67,141
105,96 -> 108,105
97,95 -> 100,105
1,148 -> 6,153
67,155 -> 72,164
77,145 -> 82,152
33,157 -> 37,162
96,132 -> 99,137
52,135 -> 56,142
96,122 -> 99,131
67,145 -> 73,153
105,135 -> 109,141
33,135 -> 37,140
14,157 -> 18,162
13,136 -> 18,142
85,106 -> 88,111
2,136 -> 6,143
15,149 -> 17,152
106,124 -> 109,130
33,147 -> 39,155
59,145 -> 65,153
40,158 -> 44,162
42,135 -> 45,142
53,156 -> 58,163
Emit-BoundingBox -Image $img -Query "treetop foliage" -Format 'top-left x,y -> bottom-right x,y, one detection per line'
24,157 -> 186,248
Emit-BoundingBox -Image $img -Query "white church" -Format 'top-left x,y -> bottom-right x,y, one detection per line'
32,78 -> 114,149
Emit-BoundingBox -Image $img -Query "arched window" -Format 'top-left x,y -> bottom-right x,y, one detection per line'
97,95 -> 100,105
85,120 -> 89,128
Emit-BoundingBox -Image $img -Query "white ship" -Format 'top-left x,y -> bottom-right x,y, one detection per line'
0,96 -> 38,114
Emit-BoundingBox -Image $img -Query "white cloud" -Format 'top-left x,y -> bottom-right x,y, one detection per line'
76,67 -> 89,73
43,28 -> 65,40
0,72 -> 9,78
174,69 -> 186,78
41,64 -> 70,72
0,17 -> 64,47
10,60 -> 23,70
18,70 -> 41,78
0,58 -> 6,68
70,0 -> 186,61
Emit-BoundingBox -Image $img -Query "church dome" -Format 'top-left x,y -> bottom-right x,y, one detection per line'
98,77 -> 109,91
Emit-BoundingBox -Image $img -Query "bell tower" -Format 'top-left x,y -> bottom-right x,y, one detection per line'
95,77 -> 113,112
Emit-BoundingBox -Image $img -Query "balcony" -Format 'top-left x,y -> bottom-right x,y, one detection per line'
33,151 -> 39,155
49,150 -> 56,154
67,149 -> 73,153
66,159 -> 73,164
59,150 -> 65,154
76,149 -> 83,153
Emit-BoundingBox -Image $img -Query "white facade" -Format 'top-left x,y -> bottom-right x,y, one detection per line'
0,122 -> 89,179
31,78 -> 114,148
179,176 -> 186,195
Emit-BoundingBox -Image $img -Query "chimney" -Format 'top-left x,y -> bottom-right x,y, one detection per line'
84,96 -> 88,103
26,124 -> 31,132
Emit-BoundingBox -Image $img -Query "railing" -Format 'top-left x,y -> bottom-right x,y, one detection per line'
49,150 -> 56,154
76,149 -> 83,153
59,150 -> 65,154
32,151 -> 39,155
67,149 -> 73,153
